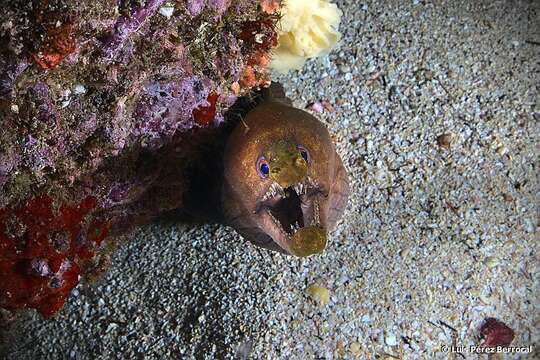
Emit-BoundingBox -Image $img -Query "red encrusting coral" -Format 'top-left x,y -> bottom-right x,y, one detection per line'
0,196 -> 110,317
30,20 -> 76,70
239,17 -> 278,88
240,19 -> 278,52
193,92 -> 219,126
28,1 -> 77,70
260,0 -> 281,14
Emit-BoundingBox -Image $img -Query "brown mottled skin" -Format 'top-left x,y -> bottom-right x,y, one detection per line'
221,84 -> 349,256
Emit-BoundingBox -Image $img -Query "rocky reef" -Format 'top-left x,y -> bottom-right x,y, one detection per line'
0,0 -> 281,316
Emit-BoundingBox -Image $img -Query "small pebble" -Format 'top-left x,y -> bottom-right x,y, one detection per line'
306,102 -> 324,113
350,342 -> 361,354
159,4 -> 175,18
73,84 -> 87,95
338,65 -> 351,73
437,133 -> 453,149
385,333 -> 398,346
306,284 -> 330,306
321,100 -> 335,112
484,256 -> 499,269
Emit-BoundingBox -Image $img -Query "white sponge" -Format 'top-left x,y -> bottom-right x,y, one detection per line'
270,0 -> 342,73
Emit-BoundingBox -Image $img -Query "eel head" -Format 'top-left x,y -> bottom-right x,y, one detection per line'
222,97 -> 349,257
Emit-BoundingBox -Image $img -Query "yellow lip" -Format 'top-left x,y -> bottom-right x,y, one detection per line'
289,226 -> 327,257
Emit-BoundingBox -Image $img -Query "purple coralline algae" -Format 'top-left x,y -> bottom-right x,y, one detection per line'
0,0 -> 281,316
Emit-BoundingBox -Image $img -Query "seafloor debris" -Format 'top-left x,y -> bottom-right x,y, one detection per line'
479,317 -> 515,347
306,284 -> 330,307
436,133 -> 453,149
0,0 -> 281,316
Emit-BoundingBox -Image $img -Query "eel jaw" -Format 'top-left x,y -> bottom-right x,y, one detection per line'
256,177 -> 327,257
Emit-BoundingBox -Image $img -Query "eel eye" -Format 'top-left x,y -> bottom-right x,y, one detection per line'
257,157 -> 270,178
297,145 -> 310,163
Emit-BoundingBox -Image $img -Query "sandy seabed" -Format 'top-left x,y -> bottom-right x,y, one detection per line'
3,0 -> 539,359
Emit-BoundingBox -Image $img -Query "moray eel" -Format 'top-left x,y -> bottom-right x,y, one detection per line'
222,84 -> 349,257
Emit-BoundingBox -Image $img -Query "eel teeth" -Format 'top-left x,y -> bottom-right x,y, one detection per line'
290,221 -> 301,233
293,182 -> 306,195
264,179 -> 316,201
262,183 -> 285,201
268,211 -> 290,238
273,183 -> 285,197
306,176 -> 319,189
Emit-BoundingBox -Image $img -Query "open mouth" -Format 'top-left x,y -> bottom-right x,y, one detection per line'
256,177 -> 326,255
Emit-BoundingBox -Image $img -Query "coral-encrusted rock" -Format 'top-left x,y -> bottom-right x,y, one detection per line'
0,196 -> 109,316
0,0 -> 280,316
479,318 -> 515,347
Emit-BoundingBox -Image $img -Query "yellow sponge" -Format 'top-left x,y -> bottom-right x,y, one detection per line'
270,0 -> 342,73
